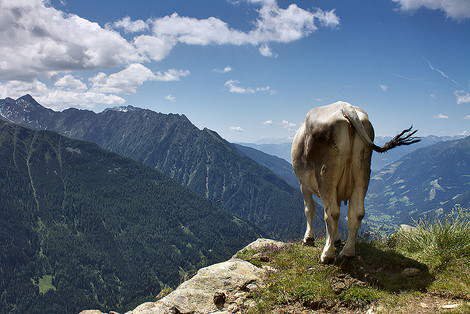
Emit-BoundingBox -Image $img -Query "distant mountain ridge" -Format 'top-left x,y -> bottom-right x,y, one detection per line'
237,135 -> 467,171
365,136 -> 470,233
371,135 -> 467,170
0,120 -> 265,313
233,143 -> 299,188
236,142 -> 293,164
0,95 -> 326,240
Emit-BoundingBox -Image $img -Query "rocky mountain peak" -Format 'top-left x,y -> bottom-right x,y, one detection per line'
103,105 -> 143,113
17,94 -> 41,108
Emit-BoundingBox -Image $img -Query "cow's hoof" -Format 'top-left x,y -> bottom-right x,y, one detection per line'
302,237 -> 315,247
320,255 -> 335,264
337,253 -> 354,263
334,239 -> 342,248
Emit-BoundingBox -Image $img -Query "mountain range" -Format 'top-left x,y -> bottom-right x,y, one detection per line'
371,135 -> 468,170
238,135 -> 467,171
0,119 -> 265,313
233,143 -> 299,188
365,135 -> 470,233
1,94 -> 469,312
0,95 -> 327,240
236,142 -> 293,164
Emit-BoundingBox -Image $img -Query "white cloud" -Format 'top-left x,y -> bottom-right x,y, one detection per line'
224,80 -> 276,94
379,84 -> 388,91
54,75 -> 87,91
455,90 -> 470,104
225,80 -> 255,94
89,64 -> 190,95
148,13 -> 246,46
213,66 -> 233,73
90,63 -> 155,94
165,94 -> 176,102
0,0 -> 338,108
313,8 -> 341,27
433,113 -> 449,119
464,115 -> 470,120
0,0 -> 339,79
248,3 -> 339,44
263,120 -> 274,125
112,16 -> 149,33
155,69 -> 191,82
128,1 -> 339,61
257,85 -> 278,95
259,44 -> 277,57
392,0 -> 470,20
229,126 -> 244,132
0,63 -> 190,109
133,35 -> 176,62
0,79 -> 125,110
281,120 -> 297,129
0,0 -> 143,80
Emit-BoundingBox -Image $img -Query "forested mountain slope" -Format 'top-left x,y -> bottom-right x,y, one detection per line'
371,135 -> 467,170
0,95 -> 326,239
0,120 -> 265,313
365,136 -> 470,233
233,143 -> 299,188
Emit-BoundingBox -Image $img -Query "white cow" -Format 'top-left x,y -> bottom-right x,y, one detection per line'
291,101 -> 419,263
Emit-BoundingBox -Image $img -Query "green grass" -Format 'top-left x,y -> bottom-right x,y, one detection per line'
390,206 -> 470,298
391,206 -> 470,269
32,275 -> 56,294
237,207 -> 470,312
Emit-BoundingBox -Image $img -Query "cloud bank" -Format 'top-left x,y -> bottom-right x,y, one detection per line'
0,0 -> 143,81
0,64 -> 190,110
0,0 -> 339,108
0,0 -> 339,81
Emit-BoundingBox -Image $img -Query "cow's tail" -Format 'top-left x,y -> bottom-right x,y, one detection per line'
341,105 -> 420,153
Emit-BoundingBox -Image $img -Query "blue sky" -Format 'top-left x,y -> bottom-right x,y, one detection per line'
0,0 -> 469,143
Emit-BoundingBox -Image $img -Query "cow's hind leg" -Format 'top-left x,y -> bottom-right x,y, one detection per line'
339,189 -> 365,259
301,186 -> 316,246
320,193 -> 340,264
339,143 -> 371,260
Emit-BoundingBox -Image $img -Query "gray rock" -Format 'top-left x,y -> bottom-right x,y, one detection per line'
241,238 -> 286,251
126,257 -> 264,314
399,224 -> 417,233
120,239 -> 284,314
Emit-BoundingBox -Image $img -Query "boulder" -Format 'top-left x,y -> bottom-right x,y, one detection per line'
126,258 -> 264,314
83,239 -> 286,314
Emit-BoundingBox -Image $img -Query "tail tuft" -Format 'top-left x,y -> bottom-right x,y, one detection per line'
373,126 -> 421,153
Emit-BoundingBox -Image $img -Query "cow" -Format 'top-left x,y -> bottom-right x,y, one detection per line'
291,101 -> 420,263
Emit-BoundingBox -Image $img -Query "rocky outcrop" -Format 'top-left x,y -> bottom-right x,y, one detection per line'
80,239 -> 286,314
129,258 -> 261,314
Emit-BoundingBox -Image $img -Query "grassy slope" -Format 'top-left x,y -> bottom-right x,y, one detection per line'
237,210 -> 470,313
